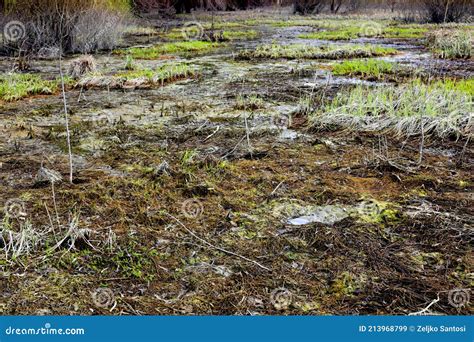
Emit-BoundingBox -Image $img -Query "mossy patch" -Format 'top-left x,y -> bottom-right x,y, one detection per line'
329,272 -> 366,298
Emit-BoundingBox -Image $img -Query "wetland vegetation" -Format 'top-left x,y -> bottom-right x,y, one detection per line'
0,0 -> 472,316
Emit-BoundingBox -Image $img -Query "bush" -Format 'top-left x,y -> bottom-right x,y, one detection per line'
1,0 -> 128,54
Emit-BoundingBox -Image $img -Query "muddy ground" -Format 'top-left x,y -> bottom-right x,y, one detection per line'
0,10 -> 472,315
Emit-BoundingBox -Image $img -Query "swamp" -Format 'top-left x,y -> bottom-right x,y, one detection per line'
0,0 -> 472,315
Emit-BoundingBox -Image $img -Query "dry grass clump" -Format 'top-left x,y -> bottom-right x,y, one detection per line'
426,29 -> 473,59
310,80 -> 473,138
67,55 -> 97,79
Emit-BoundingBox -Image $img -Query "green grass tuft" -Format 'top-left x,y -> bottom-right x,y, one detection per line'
116,41 -> 220,59
332,59 -> 395,78
0,73 -> 65,102
299,25 -> 428,41
116,63 -> 195,82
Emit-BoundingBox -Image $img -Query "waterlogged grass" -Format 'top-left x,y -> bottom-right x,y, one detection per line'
332,59 -> 395,78
0,73 -> 64,102
382,27 -> 428,39
239,43 -> 398,60
203,21 -> 247,30
300,29 -> 357,41
78,63 -> 195,89
300,25 -> 428,41
115,63 -> 195,82
311,80 -> 473,137
222,30 -> 258,40
430,79 -> 474,96
427,30 -> 472,59
163,28 -> 258,41
116,41 -> 220,59
234,94 -> 266,110
244,18 -> 319,27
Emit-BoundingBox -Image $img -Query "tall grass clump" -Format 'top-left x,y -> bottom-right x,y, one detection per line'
427,30 -> 472,59
311,80 -> 473,138
1,0 -> 129,54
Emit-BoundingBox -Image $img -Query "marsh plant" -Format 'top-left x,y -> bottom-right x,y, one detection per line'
238,43 -> 397,60
78,63 -> 195,89
235,94 -> 266,110
117,41 -> 220,59
124,55 -> 137,70
311,80 -> 473,138
0,218 -> 43,259
332,59 -> 396,78
299,25 -> 428,40
0,73 -> 62,102
427,30 -> 472,59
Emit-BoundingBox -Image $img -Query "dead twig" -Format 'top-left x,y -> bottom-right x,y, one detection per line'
408,293 -> 440,315
166,213 -> 271,272
203,126 -> 220,142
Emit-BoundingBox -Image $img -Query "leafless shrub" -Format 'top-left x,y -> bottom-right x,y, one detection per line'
69,9 -> 126,53
421,0 -> 473,23
1,0 -> 127,55
293,0 -> 325,14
